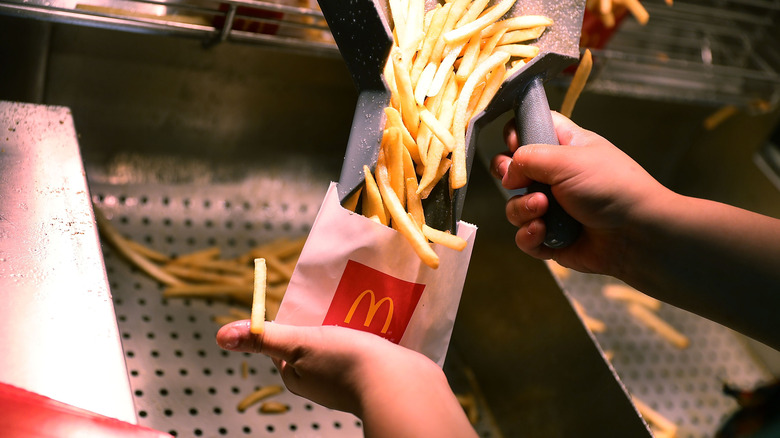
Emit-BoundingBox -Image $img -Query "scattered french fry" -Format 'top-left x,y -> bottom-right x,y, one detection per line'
560,49 -> 593,118
260,401 -> 290,414
632,396 -> 679,437
628,303 -> 690,349
602,283 -> 661,310
237,385 -> 284,412
703,105 -> 738,130
93,206 -> 184,287
125,239 -> 171,263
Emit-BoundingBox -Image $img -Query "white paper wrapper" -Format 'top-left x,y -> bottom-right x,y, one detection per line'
275,182 -> 477,366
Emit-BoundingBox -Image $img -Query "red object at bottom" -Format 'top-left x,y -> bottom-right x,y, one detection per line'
0,382 -> 170,438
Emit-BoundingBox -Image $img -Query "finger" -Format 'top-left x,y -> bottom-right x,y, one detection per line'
504,143 -> 578,189
503,118 -> 520,154
216,320 -> 263,353
216,321 -> 310,362
505,192 -> 547,228
515,219 -> 555,260
550,111 -> 584,146
490,152 -> 512,180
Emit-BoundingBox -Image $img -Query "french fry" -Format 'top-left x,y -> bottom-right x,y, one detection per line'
560,49 -> 593,118
428,42 -> 466,98
163,284 -> 253,305
476,28 -> 508,66
415,62 -> 438,105
451,51 -> 511,189
429,0 -> 471,63
406,177 -> 425,227
703,105 -> 738,130
174,246 -> 221,263
250,258 -> 267,334
391,48 -> 420,137
125,239 -> 171,263
410,2 -> 450,84
456,0 -> 490,27
265,254 -> 295,281
362,164 -> 389,225
419,108 -> 457,152
384,127 -> 407,209
342,186 -> 362,212
472,63 -> 507,118
384,107 -> 421,165
495,44 -> 540,58
628,303 -> 689,349
455,32 -> 483,82
443,0 -> 517,45
632,396 -> 679,437
171,257 -> 253,276
422,224 -> 467,251
480,15 -> 553,37
163,264 -> 246,285
572,298 -> 607,333
504,59 -> 527,81
260,401 -> 290,414
237,385 -> 284,412
419,157 -> 452,199
617,0 -> 649,25
375,152 -> 440,269
93,206 -> 185,287
602,283 -> 661,310
497,26 -> 546,45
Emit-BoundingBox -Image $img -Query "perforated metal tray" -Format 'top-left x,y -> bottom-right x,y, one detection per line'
556,268 -> 774,437
91,174 -> 369,438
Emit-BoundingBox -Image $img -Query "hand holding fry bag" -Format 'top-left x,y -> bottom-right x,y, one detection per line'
274,182 -> 477,365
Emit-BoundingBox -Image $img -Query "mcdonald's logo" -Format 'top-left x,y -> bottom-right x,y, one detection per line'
322,260 -> 425,343
344,290 -> 394,333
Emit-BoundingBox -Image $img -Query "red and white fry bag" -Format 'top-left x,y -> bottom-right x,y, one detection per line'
275,182 -> 477,366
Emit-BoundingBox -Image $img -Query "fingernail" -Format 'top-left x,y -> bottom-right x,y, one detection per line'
496,160 -> 509,178
526,195 -> 538,213
222,327 -> 239,349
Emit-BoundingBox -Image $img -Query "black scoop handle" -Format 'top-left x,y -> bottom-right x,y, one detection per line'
514,77 -> 582,248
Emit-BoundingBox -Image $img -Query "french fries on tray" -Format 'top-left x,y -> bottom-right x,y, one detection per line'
350,0 -> 553,269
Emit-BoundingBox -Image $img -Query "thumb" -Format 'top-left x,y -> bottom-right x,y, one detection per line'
501,112 -> 589,189
216,320 -> 310,361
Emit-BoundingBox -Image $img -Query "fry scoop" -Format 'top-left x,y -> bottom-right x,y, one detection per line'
322,0 -> 585,241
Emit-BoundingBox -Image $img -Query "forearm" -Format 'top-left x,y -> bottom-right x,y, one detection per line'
358,365 -> 477,438
620,191 -> 780,348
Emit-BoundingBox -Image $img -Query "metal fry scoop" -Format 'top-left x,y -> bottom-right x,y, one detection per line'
322,0 -> 585,241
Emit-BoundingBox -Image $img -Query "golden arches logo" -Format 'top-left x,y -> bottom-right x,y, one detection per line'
344,289 -> 394,334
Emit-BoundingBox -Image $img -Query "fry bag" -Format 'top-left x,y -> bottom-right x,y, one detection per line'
275,182 -> 476,366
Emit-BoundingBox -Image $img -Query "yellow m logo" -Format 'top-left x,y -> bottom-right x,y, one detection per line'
344,289 -> 394,334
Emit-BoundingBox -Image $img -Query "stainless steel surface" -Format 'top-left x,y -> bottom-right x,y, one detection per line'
0,0 -> 338,55
557,270 -> 773,437
0,101 -> 137,424
585,0 -> 780,110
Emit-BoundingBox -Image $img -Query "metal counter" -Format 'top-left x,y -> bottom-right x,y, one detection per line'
0,101 -> 137,424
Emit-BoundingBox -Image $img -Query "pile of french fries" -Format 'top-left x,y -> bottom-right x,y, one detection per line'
346,0 -> 554,269
93,205 -> 303,323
